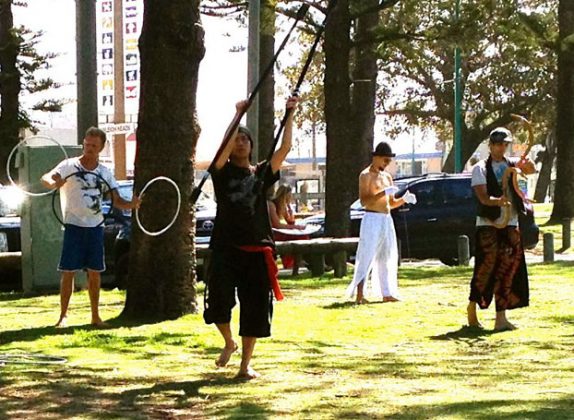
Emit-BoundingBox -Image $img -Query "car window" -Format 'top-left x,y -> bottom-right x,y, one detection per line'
409,181 -> 441,207
196,192 -> 217,211
441,179 -> 473,205
0,186 -> 25,217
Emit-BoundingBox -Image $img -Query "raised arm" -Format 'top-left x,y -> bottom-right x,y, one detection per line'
213,100 -> 249,171
270,96 -> 299,173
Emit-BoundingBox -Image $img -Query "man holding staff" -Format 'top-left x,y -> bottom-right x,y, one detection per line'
203,97 -> 298,380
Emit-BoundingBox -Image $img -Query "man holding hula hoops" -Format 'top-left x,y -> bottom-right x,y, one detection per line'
204,96 -> 298,380
41,127 -> 140,328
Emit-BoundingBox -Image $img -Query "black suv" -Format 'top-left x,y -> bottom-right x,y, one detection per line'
301,173 -> 539,265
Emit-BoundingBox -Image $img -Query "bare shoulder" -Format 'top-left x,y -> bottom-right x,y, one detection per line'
359,167 -> 372,177
382,171 -> 393,184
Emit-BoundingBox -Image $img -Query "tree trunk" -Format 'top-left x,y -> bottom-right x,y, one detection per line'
324,0 -> 354,238
122,0 -> 205,320
533,130 -> 556,203
551,0 -> 574,221
352,0 -> 379,172
257,0 -> 275,163
0,0 -> 21,185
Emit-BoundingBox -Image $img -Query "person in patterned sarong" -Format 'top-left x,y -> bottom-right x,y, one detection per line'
467,127 -> 536,331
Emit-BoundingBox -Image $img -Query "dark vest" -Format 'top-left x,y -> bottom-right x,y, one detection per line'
477,156 -> 525,221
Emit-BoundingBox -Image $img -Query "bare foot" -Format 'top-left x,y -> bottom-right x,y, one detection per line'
55,317 -> 68,328
494,321 -> 517,331
383,296 -> 400,303
355,298 -> 369,305
215,342 -> 238,367
236,367 -> 260,380
467,302 -> 482,328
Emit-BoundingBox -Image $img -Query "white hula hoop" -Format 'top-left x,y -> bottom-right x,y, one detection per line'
6,135 -> 69,197
135,176 -> 181,237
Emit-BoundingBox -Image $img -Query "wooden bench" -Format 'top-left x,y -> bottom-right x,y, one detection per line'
0,252 -> 21,271
196,237 -> 360,278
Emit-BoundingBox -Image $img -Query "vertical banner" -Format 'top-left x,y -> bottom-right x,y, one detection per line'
97,0 -> 115,119
96,0 -> 143,121
123,0 -> 143,116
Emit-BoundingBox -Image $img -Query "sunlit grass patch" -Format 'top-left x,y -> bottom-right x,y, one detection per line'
0,262 -> 573,418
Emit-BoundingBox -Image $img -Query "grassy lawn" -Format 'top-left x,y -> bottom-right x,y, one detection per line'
1,260 -> 573,419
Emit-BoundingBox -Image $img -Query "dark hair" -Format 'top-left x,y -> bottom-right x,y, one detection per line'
84,127 -> 107,146
237,125 -> 254,161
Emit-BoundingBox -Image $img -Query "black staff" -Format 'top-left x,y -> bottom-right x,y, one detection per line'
190,3 -> 310,205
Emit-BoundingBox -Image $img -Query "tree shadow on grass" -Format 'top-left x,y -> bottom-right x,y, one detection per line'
0,367 -> 247,419
381,395 -> 574,419
120,376 -> 272,418
0,315 -> 169,345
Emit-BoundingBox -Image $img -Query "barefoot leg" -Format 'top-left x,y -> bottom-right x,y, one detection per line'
215,323 -> 238,367
494,310 -> 517,331
355,281 -> 365,304
236,336 -> 259,379
56,272 -> 74,328
467,301 -> 482,328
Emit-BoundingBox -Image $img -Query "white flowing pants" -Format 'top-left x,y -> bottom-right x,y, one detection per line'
346,212 -> 399,299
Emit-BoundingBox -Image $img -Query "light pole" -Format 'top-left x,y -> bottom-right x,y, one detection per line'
75,0 -> 98,144
453,0 -> 463,173
247,0 -> 260,163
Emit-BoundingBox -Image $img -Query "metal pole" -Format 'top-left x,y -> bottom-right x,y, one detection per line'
247,0 -> 261,163
453,0 -> 462,173
411,127 -> 416,175
75,0 -> 98,144
113,0 -> 126,180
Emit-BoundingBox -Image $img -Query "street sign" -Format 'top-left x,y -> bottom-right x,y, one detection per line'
100,123 -> 136,135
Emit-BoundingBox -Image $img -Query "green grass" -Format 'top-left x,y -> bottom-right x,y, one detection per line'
1,262 -> 573,419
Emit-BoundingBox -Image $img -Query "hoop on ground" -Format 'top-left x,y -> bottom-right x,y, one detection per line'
0,352 -> 67,365
135,176 -> 181,237
6,135 -> 69,197
51,171 -> 114,227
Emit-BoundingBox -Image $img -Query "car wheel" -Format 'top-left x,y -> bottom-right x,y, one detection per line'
115,253 -> 129,289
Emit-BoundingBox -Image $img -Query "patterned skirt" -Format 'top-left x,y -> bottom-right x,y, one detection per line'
469,226 -> 529,311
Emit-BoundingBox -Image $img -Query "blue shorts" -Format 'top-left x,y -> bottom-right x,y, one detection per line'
58,224 -> 105,272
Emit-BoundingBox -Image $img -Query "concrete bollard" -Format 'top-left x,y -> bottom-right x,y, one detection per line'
543,232 -> 554,263
457,235 -> 470,266
562,218 -> 571,250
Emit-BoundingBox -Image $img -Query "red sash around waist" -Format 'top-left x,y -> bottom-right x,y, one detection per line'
238,245 -> 284,301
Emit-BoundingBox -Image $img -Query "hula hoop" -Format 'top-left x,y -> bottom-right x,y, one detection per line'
135,176 -> 181,237
0,352 -> 67,365
6,135 -> 69,197
51,171 -> 114,227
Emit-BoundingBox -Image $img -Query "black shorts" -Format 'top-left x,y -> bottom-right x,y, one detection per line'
203,247 -> 274,338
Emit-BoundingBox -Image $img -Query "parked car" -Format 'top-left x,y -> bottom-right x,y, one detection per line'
0,183 -> 132,290
300,173 -> 539,266
0,186 -> 23,253
109,181 -> 217,288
